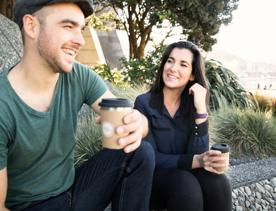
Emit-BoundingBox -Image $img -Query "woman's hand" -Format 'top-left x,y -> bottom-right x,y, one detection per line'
189,83 -> 207,113
193,150 -> 230,174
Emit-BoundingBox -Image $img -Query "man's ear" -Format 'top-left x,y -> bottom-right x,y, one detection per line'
22,14 -> 40,40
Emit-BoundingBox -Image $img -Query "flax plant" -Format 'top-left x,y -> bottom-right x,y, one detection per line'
211,107 -> 276,157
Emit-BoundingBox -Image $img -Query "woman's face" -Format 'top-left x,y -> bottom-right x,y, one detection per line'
162,48 -> 195,91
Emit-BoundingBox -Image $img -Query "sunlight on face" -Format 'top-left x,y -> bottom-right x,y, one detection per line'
162,48 -> 194,91
35,3 -> 85,73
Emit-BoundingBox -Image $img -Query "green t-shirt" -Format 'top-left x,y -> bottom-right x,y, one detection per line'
0,62 -> 107,208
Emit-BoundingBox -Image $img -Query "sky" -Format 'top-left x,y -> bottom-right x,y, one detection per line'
212,0 -> 276,64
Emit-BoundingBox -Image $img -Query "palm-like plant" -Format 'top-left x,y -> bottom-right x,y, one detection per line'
205,59 -> 252,110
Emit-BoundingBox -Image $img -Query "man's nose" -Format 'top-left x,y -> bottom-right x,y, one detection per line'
73,31 -> 85,46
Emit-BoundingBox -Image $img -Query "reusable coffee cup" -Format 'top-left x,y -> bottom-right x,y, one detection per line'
99,98 -> 133,149
210,143 -> 230,172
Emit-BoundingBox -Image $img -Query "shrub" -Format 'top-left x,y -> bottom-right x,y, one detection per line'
272,98 -> 276,117
205,60 -> 253,110
90,64 -> 127,86
75,110 -> 102,167
211,107 -> 276,158
249,92 -> 276,117
106,82 -> 148,102
121,44 -> 165,86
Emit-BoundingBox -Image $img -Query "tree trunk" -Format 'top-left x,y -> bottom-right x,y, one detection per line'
0,0 -> 16,20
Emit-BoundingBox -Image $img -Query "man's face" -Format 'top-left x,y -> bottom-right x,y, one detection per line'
35,3 -> 86,73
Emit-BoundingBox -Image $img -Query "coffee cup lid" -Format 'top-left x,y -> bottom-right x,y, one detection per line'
211,143 -> 230,153
99,98 -> 133,108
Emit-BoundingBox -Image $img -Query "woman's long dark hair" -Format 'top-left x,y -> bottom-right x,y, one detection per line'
151,41 -> 208,94
150,41 -> 209,117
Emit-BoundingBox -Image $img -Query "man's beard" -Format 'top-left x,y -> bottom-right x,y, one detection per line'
37,32 -> 71,73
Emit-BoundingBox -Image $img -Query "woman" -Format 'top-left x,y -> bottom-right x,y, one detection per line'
134,41 -> 232,211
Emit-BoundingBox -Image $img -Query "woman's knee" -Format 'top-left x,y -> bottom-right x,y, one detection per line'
195,170 -> 232,203
195,171 -> 232,211
205,172 -> 232,194
166,170 -> 203,200
164,170 -> 204,210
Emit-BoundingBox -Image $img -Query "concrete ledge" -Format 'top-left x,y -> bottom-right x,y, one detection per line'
227,157 -> 276,189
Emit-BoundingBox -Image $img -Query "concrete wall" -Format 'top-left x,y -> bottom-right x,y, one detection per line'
75,27 -> 105,67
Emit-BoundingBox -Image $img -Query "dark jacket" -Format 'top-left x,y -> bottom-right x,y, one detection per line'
134,91 -> 209,170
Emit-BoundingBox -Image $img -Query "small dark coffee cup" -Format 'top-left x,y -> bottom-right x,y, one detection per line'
210,143 -> 230,153
210,143 -> 230,172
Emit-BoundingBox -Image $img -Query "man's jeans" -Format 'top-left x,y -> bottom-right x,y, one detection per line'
21,142 -> 155,211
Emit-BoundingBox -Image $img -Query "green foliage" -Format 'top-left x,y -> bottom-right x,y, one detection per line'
91,45 -> 164,86
106,82 -> 148,102
91,64 -> 127,86
86,12 -> 123,31
121,44 -> 166,85
205,59 -> 252,110
75,111 -> 102,167
93,0 -> 239,58
211,107 -> 276,158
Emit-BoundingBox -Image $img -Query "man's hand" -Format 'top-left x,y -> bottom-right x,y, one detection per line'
92,90 -> 149,153
116,109 -> 148,153
96,109 -> 148,153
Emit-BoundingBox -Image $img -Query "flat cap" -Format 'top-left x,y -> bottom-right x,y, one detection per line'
14,0 -> 93,29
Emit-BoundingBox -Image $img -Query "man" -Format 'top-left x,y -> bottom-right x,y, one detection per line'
0,1 -> 154,210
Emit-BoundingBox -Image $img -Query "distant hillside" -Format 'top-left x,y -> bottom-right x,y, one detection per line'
206,50 -> 276,91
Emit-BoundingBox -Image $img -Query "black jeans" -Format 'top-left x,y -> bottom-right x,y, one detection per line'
19,142 -> 155,211
150,168 -> 232,211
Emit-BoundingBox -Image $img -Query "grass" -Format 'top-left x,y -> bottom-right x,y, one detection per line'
249,91 -> 276,116
211,107 -> 276,158
74,111 -> 102,167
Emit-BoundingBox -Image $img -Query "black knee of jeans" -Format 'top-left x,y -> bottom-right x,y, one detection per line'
126,141 -> 155,175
